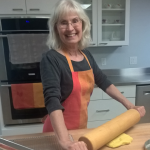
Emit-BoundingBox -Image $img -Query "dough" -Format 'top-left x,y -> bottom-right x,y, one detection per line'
106,133 -> 133,148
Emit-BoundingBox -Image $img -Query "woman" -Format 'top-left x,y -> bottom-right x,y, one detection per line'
40,0 -> 145,150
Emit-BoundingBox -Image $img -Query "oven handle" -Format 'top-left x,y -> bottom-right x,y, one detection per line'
1,84 -> 11,87
0,35 -> 7,38
144,92 -> 150,96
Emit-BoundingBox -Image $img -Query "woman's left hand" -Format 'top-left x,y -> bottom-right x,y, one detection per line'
105,84 -> 146,118
131,106 -> 146,117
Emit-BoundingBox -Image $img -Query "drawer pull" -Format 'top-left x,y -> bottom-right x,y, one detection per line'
12,8 -> 23,11
121,91 -> 124,94
144,92 -> 150,96
99,43 -> 108,45
90,43 -> 96,45
29,8 -> 40,11
96,109 -> 110,113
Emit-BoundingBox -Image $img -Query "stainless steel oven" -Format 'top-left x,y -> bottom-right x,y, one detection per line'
0,17 -> 49,126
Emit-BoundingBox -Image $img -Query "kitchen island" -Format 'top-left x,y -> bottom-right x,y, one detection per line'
2,123 -> 150,150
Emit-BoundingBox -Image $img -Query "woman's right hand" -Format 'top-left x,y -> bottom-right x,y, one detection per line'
50,110 -> 88,149
60,140 -> 88,150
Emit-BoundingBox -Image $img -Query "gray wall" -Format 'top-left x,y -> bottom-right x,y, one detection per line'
89,0 -> 150,69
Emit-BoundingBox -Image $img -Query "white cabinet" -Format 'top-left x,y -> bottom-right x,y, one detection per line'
0,0 -> 130,46
78,0 -> 130,46
26,0 -> 60,15
98,0 -> 130,46
87,120 -> 110,128
0,0 -> 26,14
87,85 -> 136,128
103,85 -> 136,99
90,87 -> 103,100
76,0 -> 97,46
0,0 -> 60,15
0,124 -> 43,136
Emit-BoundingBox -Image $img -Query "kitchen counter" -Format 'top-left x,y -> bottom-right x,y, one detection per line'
103,67 -> 150,86
2,123 -> 150,150
107,74 -> 150,86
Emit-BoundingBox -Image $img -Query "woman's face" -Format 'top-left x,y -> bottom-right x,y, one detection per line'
56,11 -> 82,48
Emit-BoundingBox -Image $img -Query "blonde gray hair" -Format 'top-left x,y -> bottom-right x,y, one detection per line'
47,0 -> 91,50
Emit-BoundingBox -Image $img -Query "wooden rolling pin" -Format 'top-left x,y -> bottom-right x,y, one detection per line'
79,109 -> 140,150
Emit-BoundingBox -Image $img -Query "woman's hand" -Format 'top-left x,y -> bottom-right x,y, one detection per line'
50,110 -> 88,150
131,106 -> 146,117
60,140 -> 88,150
105,85 -> 146,118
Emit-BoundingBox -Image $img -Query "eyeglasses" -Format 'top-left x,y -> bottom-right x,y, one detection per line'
57,18 -> 82,29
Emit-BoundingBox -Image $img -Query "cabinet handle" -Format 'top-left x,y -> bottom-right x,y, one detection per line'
96,109 -> 110,113
28,73 -> 35,76
121,91 -> 124,94
0,35 -> 7,38
99,43 -> 108,45
144,92 -> 150,96
90,43 -> 96,45
12,8 -> 23,11
29,8 -> 40,11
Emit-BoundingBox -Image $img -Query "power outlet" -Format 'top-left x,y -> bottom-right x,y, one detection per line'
130,56 -> 137,64
102,58 -> 106,65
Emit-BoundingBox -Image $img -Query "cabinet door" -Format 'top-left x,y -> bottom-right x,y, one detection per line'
98,0 -> 130,46
26,0 -> 60,14
90,87 -> 102,100
88,98 -> 135,122
76,0 -> 98,46
103,85 -> 136,99
87,98 -> 134,128
87,120 -> 110,128
0,0 -> 26,14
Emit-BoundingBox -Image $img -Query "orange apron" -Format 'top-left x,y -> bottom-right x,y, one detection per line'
43,50 -> 94,132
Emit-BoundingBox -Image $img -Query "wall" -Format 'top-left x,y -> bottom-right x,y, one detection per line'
89,0 -> 150,69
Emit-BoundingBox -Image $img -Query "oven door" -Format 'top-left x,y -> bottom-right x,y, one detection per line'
1,33 -> 46,83
0,18 -> 49,83
0,84 -> 47,126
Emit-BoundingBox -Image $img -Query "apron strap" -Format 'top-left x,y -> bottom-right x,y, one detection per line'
64,50 -> 92,72
79,50 -> 92,69
64,51 -> 74,72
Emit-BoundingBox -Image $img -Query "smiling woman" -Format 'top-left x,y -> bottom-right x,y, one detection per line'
40,0 -> 145,150
56,13 -> 83,49
46,0 -> 91,50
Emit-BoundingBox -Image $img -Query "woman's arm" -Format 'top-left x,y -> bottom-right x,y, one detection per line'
50,110 -> 71,147
84,50 -> 145,117
50,110 -> 87,150
105,84 -> 146,117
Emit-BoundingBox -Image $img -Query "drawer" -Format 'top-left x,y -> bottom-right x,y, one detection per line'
87,120 -> 110,128
88,99 -> 135,122
90,87 -> 102,100
103,85 -> 136,99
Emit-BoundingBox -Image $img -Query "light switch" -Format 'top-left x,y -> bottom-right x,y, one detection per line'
102,58 -> 106,65
130,57 -> 137,64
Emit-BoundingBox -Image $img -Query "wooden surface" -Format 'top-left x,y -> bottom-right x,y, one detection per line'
2,123 -> 150,150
